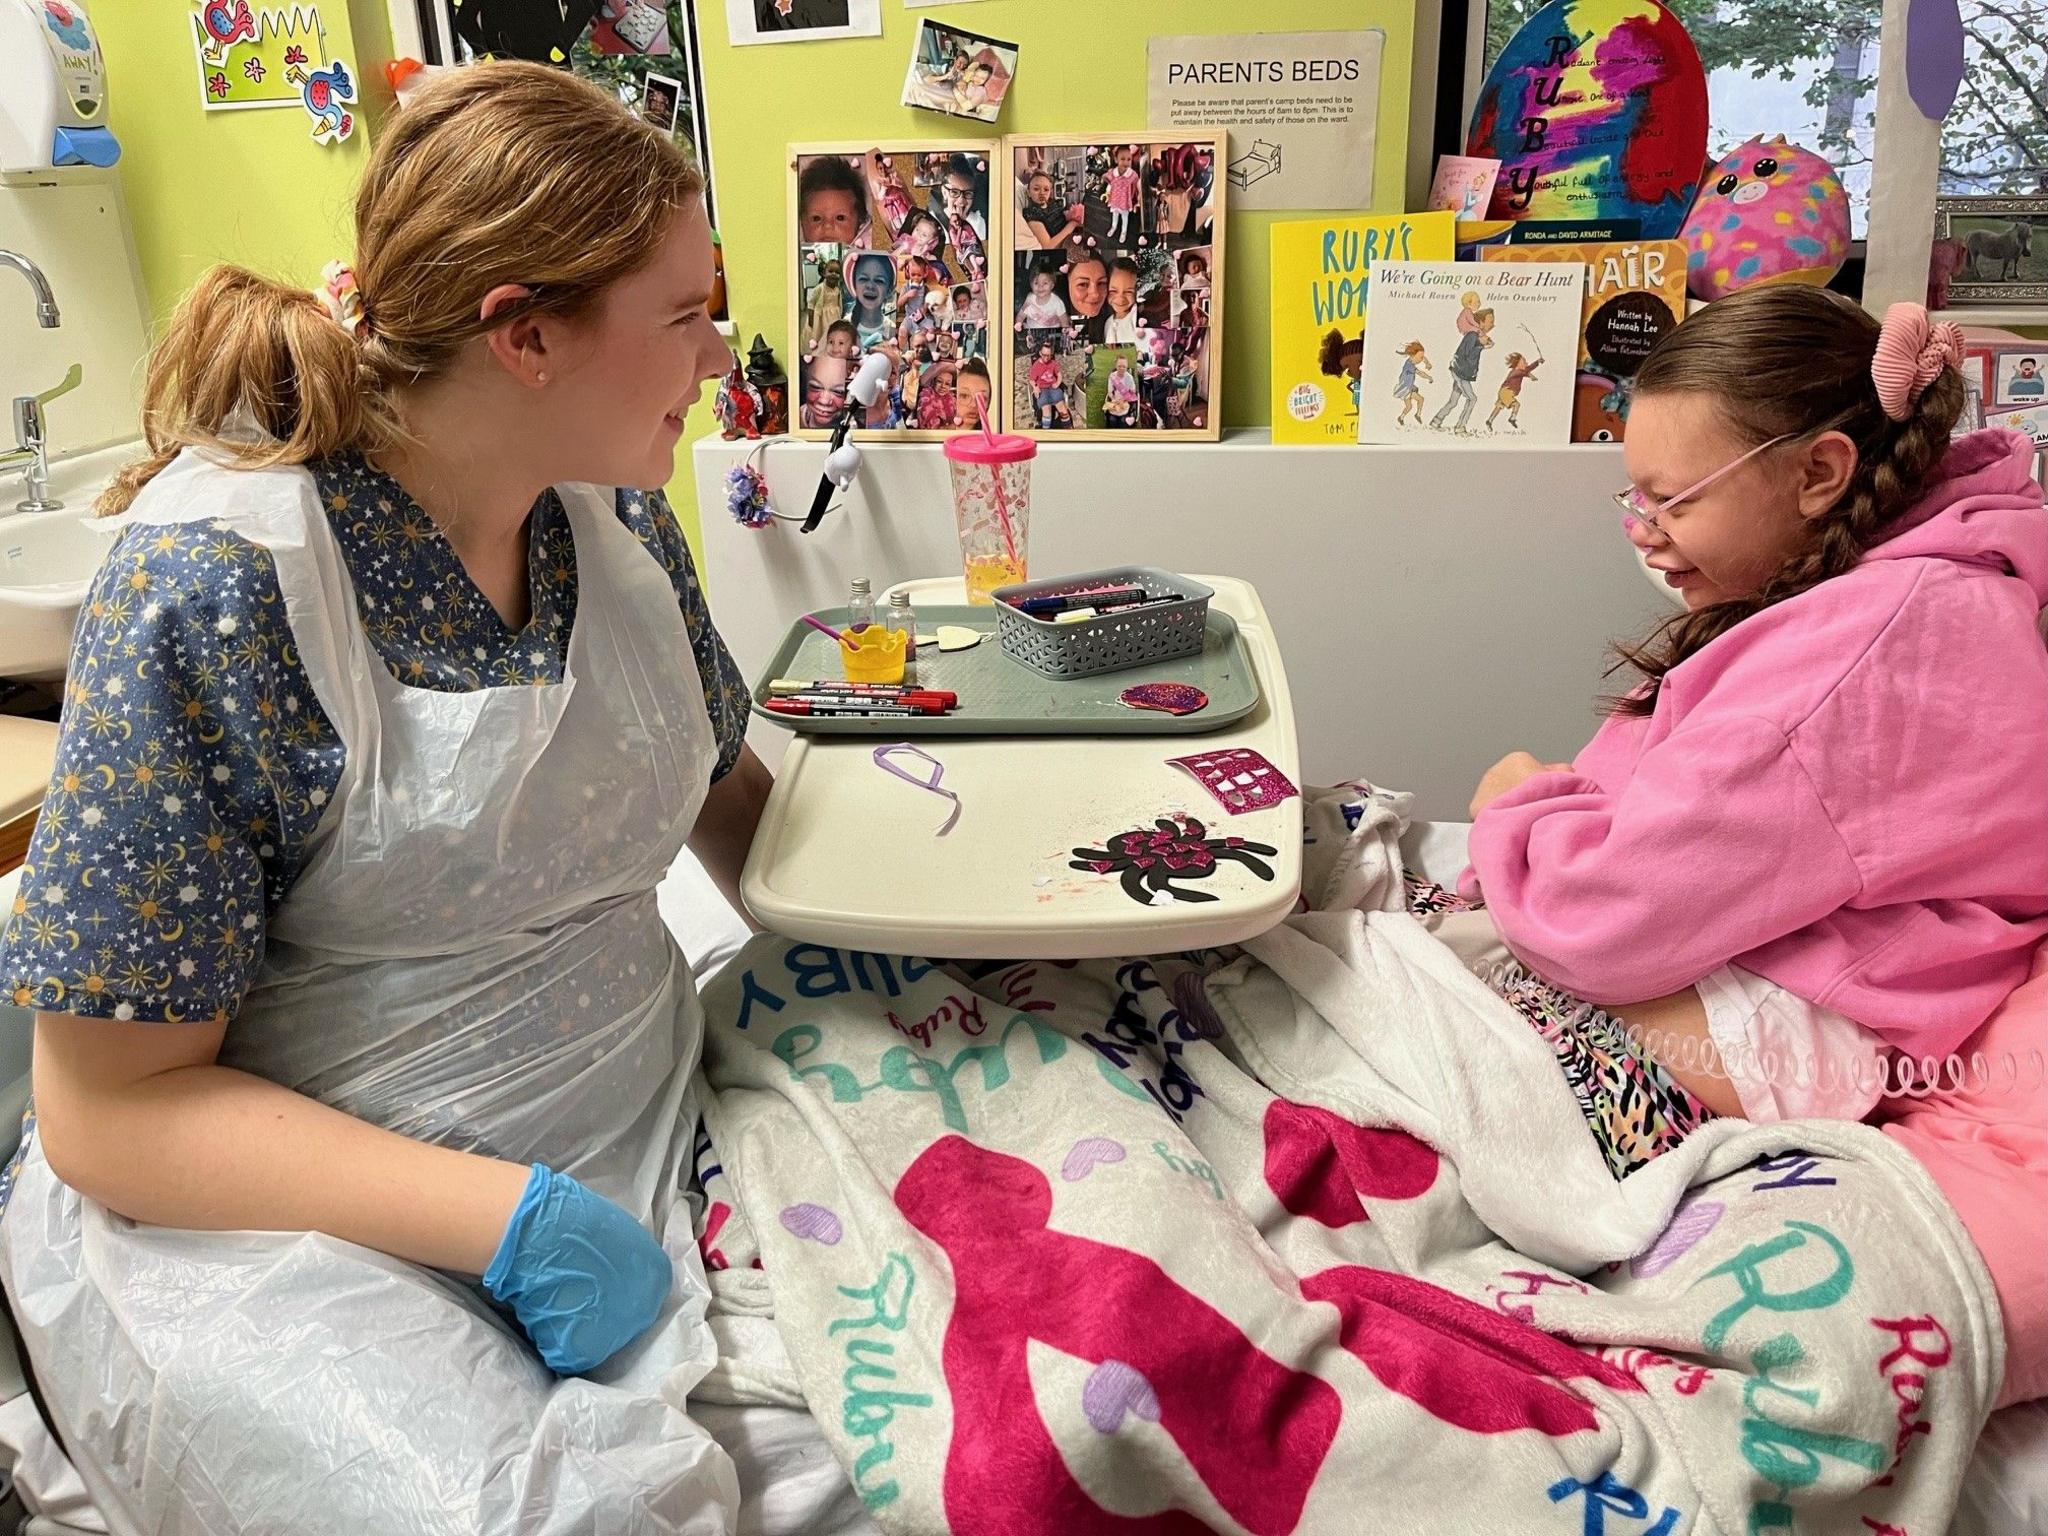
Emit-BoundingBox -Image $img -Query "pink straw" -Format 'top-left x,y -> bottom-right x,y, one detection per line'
800,611 -> 858,650
973,398 -> 1022,573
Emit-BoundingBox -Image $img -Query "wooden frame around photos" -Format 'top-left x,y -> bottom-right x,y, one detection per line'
997,132 -> 1226,443
1937,196 -> 2048,310
786,138 -> 1001,443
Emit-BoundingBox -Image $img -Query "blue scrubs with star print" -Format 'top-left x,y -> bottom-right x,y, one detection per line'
0,453 -> 749,1210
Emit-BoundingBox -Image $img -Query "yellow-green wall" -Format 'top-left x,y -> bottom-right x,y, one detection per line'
94,0 -> 1415,558
93,0 -> 386,310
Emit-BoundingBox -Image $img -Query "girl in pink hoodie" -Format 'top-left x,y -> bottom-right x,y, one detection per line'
1453,288 -> 2048,1173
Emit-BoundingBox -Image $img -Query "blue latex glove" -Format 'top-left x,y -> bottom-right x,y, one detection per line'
482,1164 -> 671,1376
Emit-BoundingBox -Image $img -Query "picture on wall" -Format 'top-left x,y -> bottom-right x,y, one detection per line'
725,0 -> 880,45
1985,345 -> 2048,408
900,17 -> 1016,123
188,0 -> 348,118
1357,260 -> 1585,445
426,0 -> 720,230
1000,134 -> 1226,441
1937,197 -> 2048,308
789,142 -> 996,438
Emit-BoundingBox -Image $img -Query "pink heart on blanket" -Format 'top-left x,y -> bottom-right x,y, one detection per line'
1061,1136 -> 1127,1182
1631,1198 -> 1724,1278
778,1202 -> 843,1245
1082,1359 -> 1160,1433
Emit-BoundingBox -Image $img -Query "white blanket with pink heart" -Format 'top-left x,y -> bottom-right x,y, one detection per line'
692,784 -> 1998,1535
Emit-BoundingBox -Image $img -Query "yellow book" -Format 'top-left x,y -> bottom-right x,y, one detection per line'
1269,212 -> 1457,445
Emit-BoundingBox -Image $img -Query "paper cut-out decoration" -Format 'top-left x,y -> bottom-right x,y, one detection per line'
190,0 -> 339,111
934,625 -> 984,652
287,57 -> 354,144
1679,136 -> 1849,301
1905,0 -> 1965,119
197,0 -> 257,64
1467,0 -> 1708,238
1070,813 -> 1277,905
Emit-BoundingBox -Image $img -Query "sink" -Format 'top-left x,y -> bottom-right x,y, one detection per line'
0,439 -> 139,681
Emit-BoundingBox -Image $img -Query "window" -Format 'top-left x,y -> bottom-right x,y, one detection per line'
1944,1 -> 2048,196
1467,0 -> 2048,240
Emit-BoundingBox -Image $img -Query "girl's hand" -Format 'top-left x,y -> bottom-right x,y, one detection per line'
1470,751 -> 1565,819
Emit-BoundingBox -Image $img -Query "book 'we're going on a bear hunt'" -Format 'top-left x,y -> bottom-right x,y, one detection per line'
1355,259 -> 1585,446
1269,212 -> 1456,444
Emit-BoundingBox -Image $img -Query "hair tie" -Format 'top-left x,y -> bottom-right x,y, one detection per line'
315,259 -> 368,338
1871,302 -> 1962,421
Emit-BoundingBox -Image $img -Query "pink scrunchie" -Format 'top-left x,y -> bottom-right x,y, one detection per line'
1871,302 -> 1963,421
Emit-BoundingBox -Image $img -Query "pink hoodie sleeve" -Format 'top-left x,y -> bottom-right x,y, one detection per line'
1460,715 -> 1864,1004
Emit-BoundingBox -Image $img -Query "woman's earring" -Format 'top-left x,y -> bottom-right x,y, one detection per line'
536,370 -> 550,384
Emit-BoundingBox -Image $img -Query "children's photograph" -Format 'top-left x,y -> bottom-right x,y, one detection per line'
899,17 -> 1018,124
1003,135 -> 1224,439
638,71 -> 680,132
791,144 -> 996,436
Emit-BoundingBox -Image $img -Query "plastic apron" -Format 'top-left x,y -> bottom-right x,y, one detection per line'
0,452 -> 741,1536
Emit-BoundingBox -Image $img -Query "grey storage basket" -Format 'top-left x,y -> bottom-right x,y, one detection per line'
992,566 -> 1213,680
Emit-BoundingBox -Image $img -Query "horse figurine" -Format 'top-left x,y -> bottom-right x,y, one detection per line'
1966,221 -> 2034,283
285,60 -> 355,144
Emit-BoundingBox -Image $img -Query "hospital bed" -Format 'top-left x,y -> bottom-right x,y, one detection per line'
1,848 -> 2045,1534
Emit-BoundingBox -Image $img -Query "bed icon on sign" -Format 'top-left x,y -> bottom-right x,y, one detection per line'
1228,139 -> 1282,191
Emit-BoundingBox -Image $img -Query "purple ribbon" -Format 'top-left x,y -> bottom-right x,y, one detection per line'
872,742 -> 962,836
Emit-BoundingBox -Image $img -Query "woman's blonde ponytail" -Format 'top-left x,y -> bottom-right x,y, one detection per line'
97,265 -> 394,516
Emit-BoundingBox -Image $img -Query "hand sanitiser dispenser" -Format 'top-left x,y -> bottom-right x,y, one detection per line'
0,0 -> 120,176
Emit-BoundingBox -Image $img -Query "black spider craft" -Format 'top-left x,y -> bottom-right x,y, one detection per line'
1070,814 -> 1278,905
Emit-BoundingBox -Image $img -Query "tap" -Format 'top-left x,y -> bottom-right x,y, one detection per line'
2,253 -> 74,513
0,251 -> 60,328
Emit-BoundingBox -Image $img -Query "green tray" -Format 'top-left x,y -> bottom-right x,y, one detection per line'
750,605 -> 1259,736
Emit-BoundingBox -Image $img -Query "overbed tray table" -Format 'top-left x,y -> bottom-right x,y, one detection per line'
738,575 -> 1302,959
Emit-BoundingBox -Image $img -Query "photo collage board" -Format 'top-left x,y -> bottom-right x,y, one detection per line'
792,142 -> 998,441
789,134 -> 1224,442
1006,135 -> 1224,441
